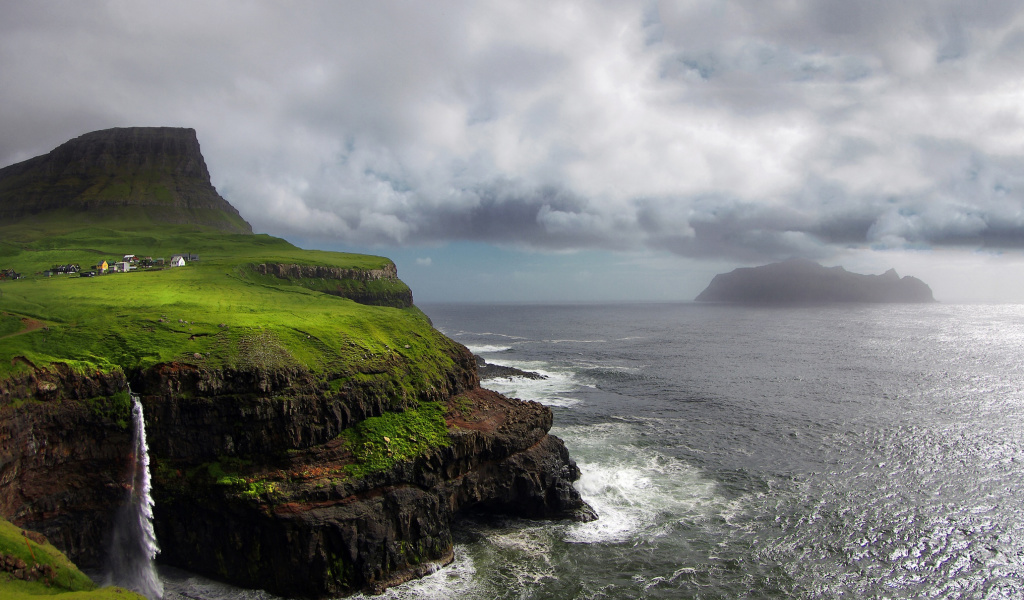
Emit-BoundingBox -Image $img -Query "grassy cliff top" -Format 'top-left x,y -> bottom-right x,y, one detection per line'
0,223 -> 448,383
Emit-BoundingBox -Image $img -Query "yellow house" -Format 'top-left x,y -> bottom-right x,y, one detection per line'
99,260 -> 108,273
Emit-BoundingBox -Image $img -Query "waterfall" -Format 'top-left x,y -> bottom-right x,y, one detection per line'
107,391 -> 163,600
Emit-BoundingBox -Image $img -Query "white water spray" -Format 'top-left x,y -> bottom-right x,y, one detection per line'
107,391 -> 163,599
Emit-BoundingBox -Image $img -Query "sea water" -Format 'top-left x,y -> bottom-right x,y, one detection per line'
163,302 -> 1024,599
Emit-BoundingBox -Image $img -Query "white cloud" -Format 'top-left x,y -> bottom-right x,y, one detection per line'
3,0 -> 1024,286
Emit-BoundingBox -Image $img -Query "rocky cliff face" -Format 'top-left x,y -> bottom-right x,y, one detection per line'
254,263 -> 414,308
0,347 -> 592,597
0,127 -> 252,233
695,258 -> 936,303
0,366 -> 131,566
152,387 -> 588,597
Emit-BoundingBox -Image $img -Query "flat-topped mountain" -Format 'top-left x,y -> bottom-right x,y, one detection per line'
696,258 -> 936,304
0,129 -> 591,597
0,127 -> 251,234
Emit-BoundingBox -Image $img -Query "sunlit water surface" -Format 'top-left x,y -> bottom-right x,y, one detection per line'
161,303 -> 1024,599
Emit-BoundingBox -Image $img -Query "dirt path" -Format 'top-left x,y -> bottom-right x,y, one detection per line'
0,316 -> 45,340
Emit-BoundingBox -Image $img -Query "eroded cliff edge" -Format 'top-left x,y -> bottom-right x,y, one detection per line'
0,343 -> 592,597
0,126 -> 591,597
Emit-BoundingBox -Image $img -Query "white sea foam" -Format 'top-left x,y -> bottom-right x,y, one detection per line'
465,344 -> 513,354
480,365 -> 582,407
557,422 -> 728,545
353,546 -> 479,600
486,527 -> 557,586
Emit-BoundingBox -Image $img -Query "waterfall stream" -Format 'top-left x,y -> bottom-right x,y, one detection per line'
107,391 -> 164,600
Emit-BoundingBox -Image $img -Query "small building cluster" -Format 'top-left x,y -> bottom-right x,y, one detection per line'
89,253 -> 199,274
50,264 -> 81,274
11,253 -> 201,281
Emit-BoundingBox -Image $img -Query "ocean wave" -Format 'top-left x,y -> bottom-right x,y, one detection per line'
556,422 -> 729,545
352,546 -> 479,600
465,344 -> 513,354
480,366 -> 582,408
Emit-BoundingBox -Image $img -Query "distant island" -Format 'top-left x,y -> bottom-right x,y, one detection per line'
695,258 -> 936,304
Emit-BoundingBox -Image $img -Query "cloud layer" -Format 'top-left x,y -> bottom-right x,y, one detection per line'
3,0 -> 1024,262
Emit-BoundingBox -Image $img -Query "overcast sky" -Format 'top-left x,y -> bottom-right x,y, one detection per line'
3,1 -> 1024,302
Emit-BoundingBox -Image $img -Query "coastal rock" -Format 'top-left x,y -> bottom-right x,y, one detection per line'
0,351 -> 591,597
695,258 -> 936,304
154,387 -> 591,598
475,355 -> 547,381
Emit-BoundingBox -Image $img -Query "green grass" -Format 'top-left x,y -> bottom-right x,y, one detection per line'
0,315 -> 24,338
0,222 -> 453,388
0,518 -> 144,599
339,401 -> 451,478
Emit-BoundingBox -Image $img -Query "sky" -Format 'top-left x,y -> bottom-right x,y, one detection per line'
3,1 -> 1024,303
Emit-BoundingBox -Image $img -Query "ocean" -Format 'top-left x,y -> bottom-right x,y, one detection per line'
162,302 -> 1024,599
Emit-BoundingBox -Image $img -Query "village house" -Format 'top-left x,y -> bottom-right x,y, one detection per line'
169,255 -> 186,267
50,264 -> 81,275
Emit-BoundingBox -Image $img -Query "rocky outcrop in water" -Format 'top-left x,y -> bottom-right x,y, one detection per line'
475,355 -> 547,381
695,258 -> 936,304
0,127 -> 251,233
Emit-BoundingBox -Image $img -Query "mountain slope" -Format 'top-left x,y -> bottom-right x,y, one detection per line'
0,127 -> 251,234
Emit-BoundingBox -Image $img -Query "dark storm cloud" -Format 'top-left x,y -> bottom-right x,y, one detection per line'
3,0 -> 1024,264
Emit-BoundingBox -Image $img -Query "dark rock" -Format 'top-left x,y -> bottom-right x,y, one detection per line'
0,367 -> 131,567
475,355 -> 546,380
695,258 -> 936,304
1,347 -> 592,597
254,263 -> 413,308
153,387 -> 591,598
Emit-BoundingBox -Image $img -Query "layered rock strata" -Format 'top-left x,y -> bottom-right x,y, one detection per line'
0,348 -> 591,597
253,263 -> 413,308
0,366 -> 130,566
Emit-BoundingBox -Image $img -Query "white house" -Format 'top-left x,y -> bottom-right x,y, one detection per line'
169,255 -> 186,267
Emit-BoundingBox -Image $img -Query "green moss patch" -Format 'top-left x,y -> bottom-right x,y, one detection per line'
339,402 -> 450,477
83,391 -> 132,430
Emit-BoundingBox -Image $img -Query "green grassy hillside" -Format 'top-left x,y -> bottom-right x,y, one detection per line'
0,222 -> 442,384
0,518 -> 144,599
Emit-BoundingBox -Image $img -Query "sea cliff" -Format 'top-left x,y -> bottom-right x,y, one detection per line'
0,127 -> 592,598
0,347 -> 591,597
